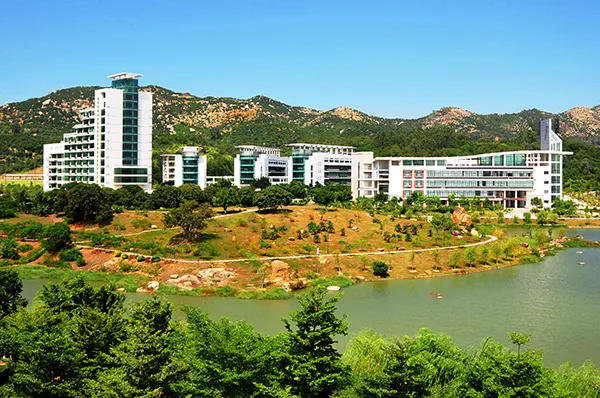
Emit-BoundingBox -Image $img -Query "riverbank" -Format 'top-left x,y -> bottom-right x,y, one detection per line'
9,229 -> 596,300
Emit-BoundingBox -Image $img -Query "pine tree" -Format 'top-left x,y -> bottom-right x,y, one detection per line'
282,286 -> 348,397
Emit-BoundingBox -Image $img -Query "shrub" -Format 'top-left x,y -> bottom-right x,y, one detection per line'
152,256 -> 161,263
76,257 -> 86,267
259,240 -> 272,249
120,261 -> 134,272
372,261 -> 389,277
313,234 -> 321,244
340,227 -> 346,236
121,253 -> 129,259
59,248 -> 83,262
1,238 -> 20,260
300,244 -> 315,254
17,247 -> 46,264
137,255 -> 146,262
145,263 -> 161,276
131,218 -> 152,230
42,258 -> 71,269
17,243 -> 33,252
114,251 -> 122,257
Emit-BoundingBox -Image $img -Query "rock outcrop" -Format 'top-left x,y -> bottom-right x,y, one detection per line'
451,206 -> 472,227
265,260 -> 308,292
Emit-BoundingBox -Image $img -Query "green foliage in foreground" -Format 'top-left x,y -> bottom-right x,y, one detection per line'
0,276 -> 599,397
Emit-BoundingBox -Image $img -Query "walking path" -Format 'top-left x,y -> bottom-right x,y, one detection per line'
79,235 -> 498,265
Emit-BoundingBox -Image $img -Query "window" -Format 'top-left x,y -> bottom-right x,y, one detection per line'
403,181 -> 411,188
403,170 -> 411,178
403,160 -> 412,166
392,161 -> 400,166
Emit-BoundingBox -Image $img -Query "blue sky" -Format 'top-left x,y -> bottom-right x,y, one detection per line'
0,0 -> 598,118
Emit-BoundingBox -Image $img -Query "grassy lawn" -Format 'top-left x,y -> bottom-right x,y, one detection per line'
0,179 -> 43,187
4,265 -> 150,292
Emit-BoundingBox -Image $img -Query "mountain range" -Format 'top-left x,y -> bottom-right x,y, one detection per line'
0,85 -> 599,175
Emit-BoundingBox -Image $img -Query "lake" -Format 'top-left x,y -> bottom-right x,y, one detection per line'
21,228 -> 600,368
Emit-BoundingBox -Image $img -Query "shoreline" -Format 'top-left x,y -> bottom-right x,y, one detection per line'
12,233 -> 596,300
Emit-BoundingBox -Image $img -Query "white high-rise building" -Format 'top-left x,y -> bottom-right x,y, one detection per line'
161,146 -> 207,188
43,72 -> 152,192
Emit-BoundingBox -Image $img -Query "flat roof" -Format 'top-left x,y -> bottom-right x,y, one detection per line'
286,143 -> 355,149
235,145 -> 280,150
107,72 -> 143,80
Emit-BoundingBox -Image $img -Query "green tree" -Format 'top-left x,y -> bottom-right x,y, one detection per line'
432,249 -> 441,270
251,176 -> 271,190
372,261 -> 389,277
93,296 -> 182,397
174,308 -> 279,397
283,180 -> 307,199
42,222 -> 72,253
531,197 -> 543,209
238,186 -> 257,207
282,286 -> 348,397
465,247 -> 477,267
0,238 -> 19,260
212,187 -> 239,213
55,183 -> 113,223
0,269 -> 27,319
163,201 -> 213,241
151,184 -> 182,209
448,250 -> 461,268
478,246 -> 489,265
255,185 -> 293,211
523,212 -> 532,224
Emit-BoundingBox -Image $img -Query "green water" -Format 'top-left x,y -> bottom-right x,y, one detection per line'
21,228 -> 600,368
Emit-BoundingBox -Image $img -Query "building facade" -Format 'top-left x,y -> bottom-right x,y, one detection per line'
161,146 -> 207,188
233,145 -> 289,186
43,73 -> 152,192
288,143 -> 354,186
352,119 -> 570,209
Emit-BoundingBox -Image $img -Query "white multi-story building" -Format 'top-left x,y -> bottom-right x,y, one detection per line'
288,143 -> 354,186
43,72 -> 152,192
233,145 -> 289,186
352,119 -> 571,209
161,146 -> 207,188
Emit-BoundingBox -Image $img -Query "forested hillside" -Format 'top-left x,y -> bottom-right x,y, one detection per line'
1,85 -> 599,189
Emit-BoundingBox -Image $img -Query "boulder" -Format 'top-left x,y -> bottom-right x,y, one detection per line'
288,236 -> 296,241
147,281 -> 160,291
471,228 -> 480,237
116,287 -> 126,292
170,274 -> 179,279
136,287 -> 149,293
232,235 -> 237,243
451,206 -> 472,227
196,268 -> 237,287
521,242 -> 530,248
327,285 -> 341,291
150,224 -> 158,229
266,260 -> 306,292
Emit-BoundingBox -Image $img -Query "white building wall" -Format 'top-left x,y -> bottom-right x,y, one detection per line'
42,142 -> 65,191
197,155 -> 207,188
233,156 -> 241,187
351,152 -> 374,198
137,91 -> 153,191
102,88 -> 124,190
